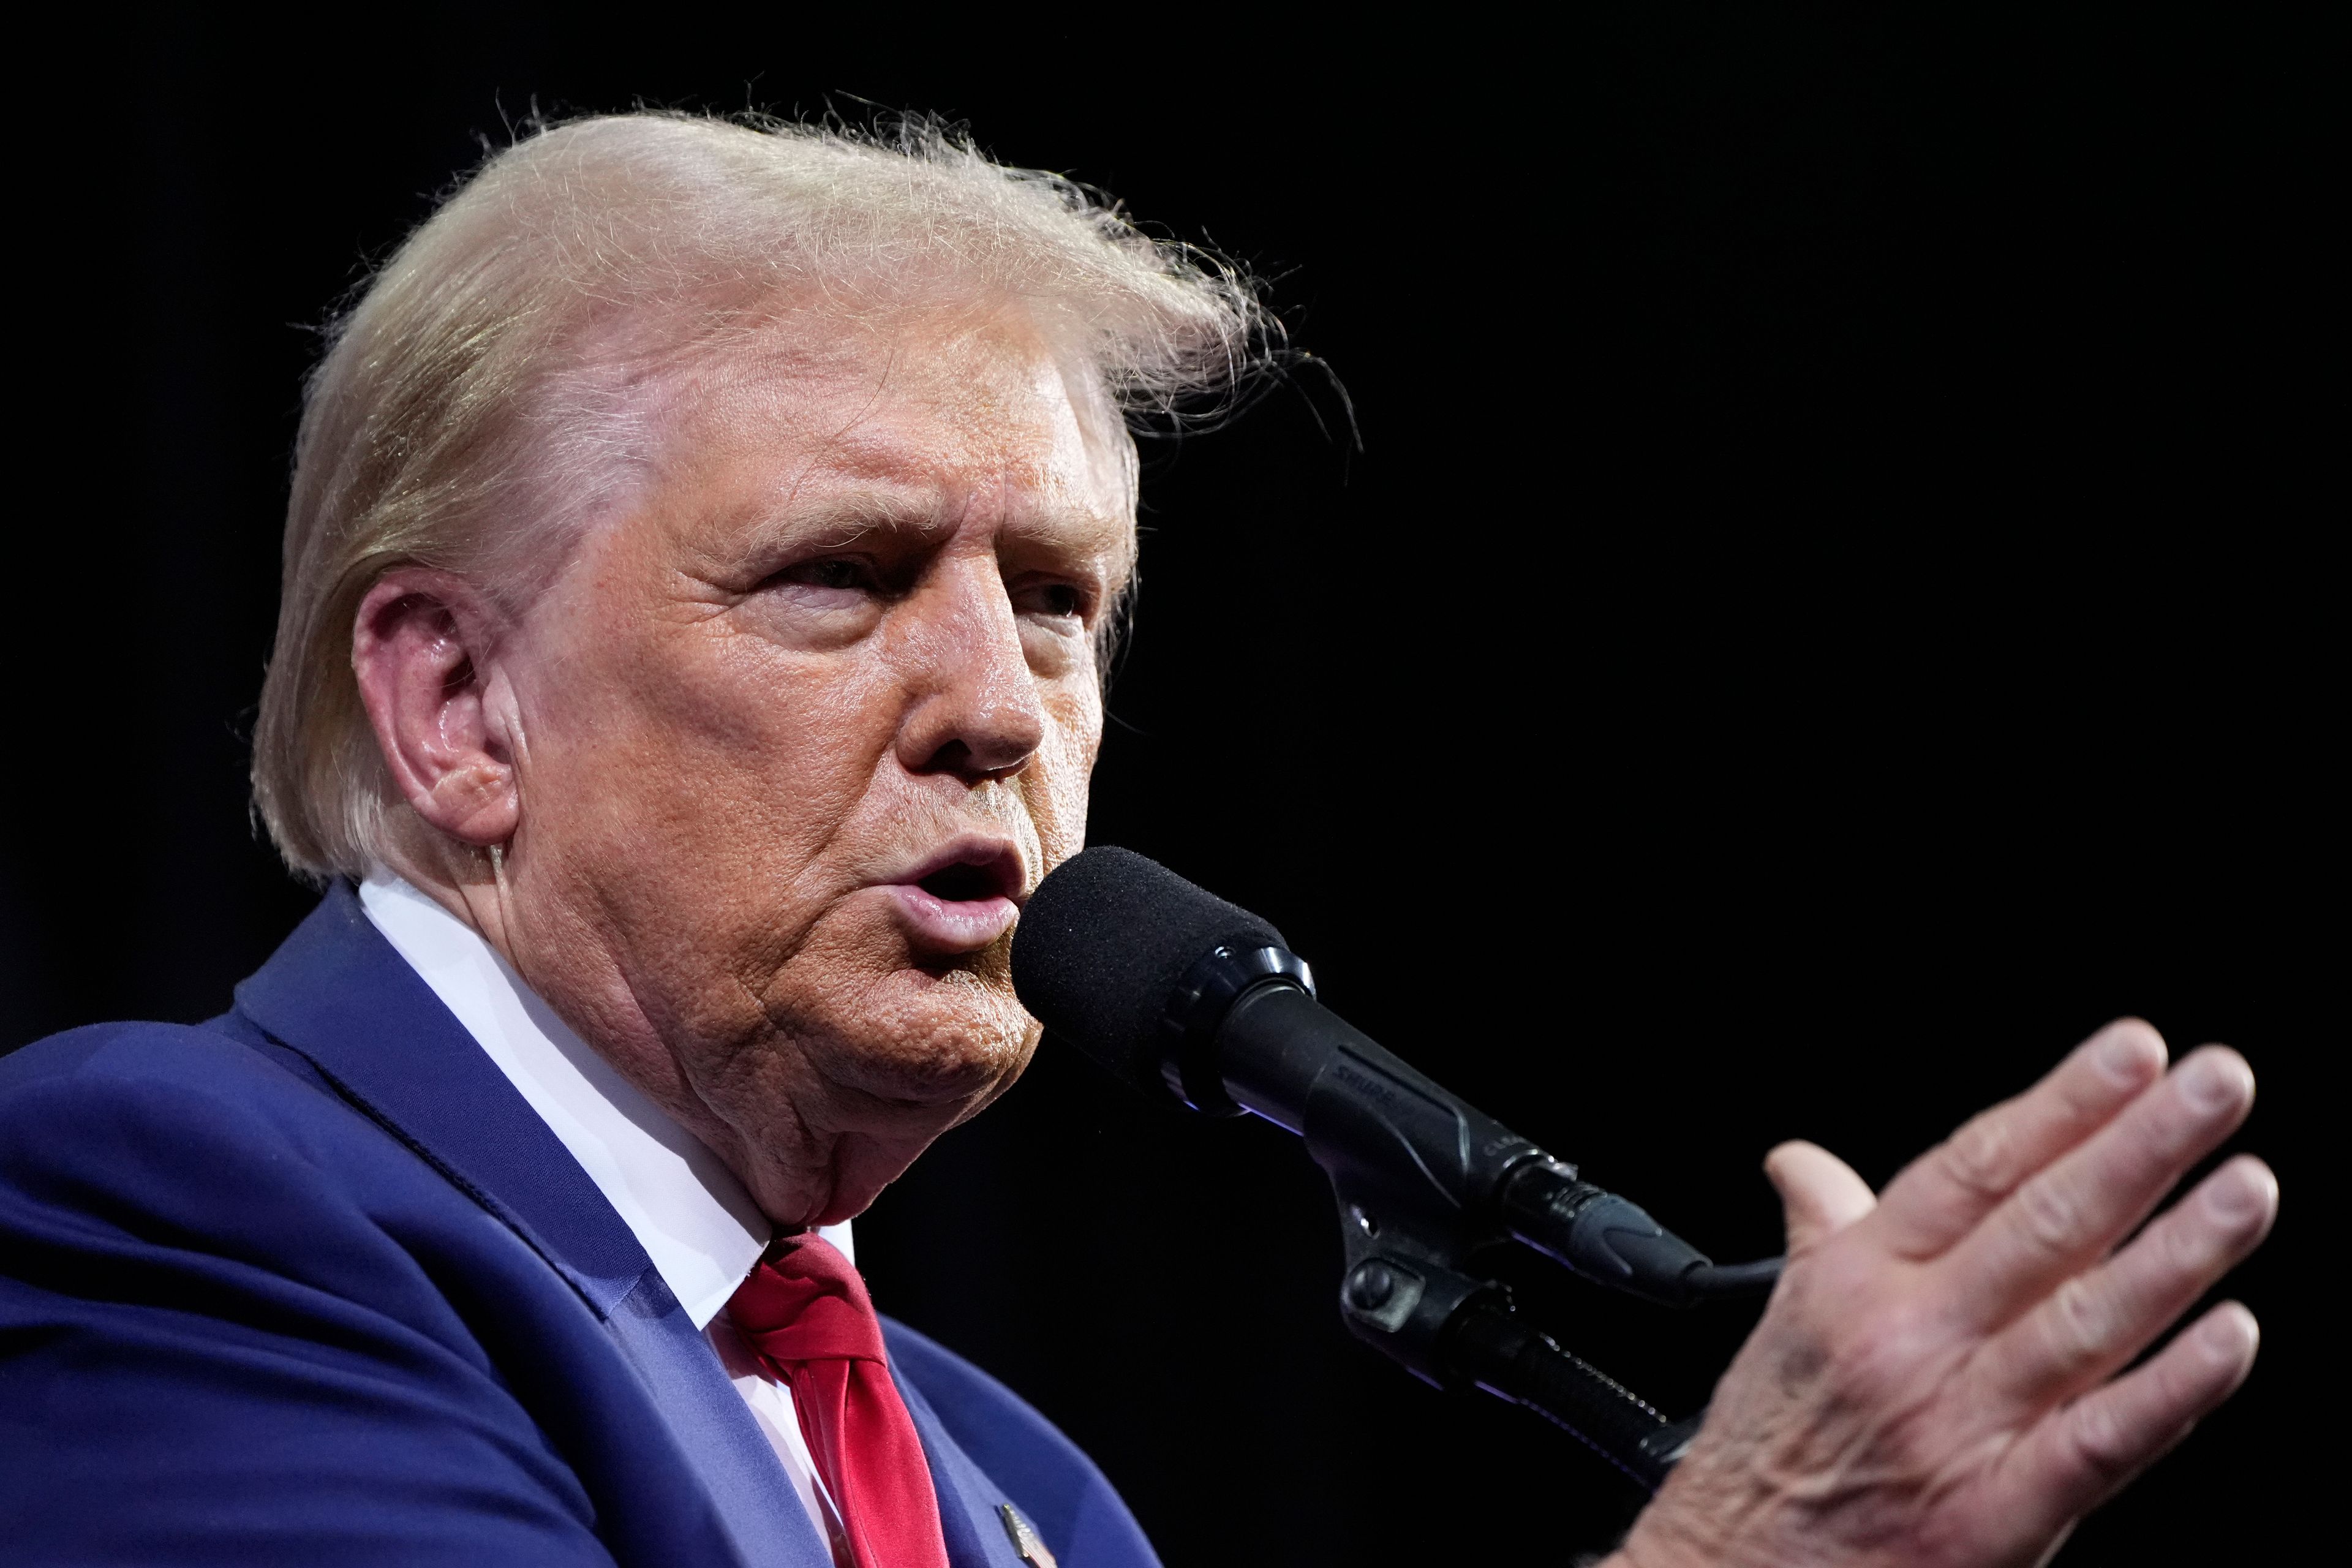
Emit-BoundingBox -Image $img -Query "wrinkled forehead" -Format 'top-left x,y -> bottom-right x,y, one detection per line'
614,296 -> 1139,545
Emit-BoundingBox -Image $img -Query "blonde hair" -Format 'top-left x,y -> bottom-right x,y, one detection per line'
251,112 -> 1268,881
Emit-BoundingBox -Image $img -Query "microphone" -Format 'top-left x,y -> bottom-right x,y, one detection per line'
1010,845 -> 1776,1309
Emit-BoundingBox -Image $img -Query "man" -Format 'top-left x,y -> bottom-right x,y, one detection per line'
0,114 -> 2274,1567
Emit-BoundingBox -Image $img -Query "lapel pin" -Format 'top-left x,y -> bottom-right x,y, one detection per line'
997,1503 -> 1058,1568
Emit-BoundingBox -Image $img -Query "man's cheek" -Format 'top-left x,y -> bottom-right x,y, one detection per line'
1039,729 -> 1098,844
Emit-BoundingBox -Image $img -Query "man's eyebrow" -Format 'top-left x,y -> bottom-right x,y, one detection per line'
747,489 -> 954,550
995,504 -> 1135,557
745,489 -> 1133,565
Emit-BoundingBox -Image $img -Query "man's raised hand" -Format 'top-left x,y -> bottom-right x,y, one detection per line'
1613,1020 -> 2276,1568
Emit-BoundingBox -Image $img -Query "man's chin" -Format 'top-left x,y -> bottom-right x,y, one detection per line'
795,963 -> 1035,1109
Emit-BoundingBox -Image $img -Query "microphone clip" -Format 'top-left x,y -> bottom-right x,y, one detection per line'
1158,943 -> 1315,1116
1327,1189 -> 1701,1492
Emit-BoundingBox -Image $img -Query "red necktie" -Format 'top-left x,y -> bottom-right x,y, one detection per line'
726,1235 -> 952,1568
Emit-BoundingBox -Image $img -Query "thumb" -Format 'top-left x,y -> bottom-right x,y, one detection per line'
1765,1140 -> 1877,1254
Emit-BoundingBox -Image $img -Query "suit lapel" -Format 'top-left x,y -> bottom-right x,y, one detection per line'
232,884 -> 832,1568
895,1369 -> 1031,1568
602,1267 -> 837,1568
233,883 -> 649,1314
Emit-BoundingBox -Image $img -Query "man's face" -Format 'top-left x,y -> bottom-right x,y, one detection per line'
494,303 -> 1131,1226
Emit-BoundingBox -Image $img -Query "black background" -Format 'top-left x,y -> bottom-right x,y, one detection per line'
3,7 -> 2334,1562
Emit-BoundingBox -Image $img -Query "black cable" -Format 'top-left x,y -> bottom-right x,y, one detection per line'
1502,1161 -> 1784,1306
1686,1257 -> 1783,1297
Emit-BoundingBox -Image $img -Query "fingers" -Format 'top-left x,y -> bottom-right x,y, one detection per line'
1941,1045 -> 2255,1331
1871,1020 -> 2168,1261
2001,1302 -> 2260,1540
1979,1155 -> 2277,1409
1765,1140 -> 1877,1253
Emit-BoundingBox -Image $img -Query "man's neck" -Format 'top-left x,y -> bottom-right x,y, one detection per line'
356,867 -> 827,1324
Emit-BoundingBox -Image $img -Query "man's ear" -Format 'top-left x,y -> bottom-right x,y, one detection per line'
351,569 -> 519,847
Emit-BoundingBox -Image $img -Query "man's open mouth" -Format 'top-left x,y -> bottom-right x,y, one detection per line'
895,837 -> 1026,907
918,862 -> 1006,902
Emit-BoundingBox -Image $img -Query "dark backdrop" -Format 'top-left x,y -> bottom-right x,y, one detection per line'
4,7 -> 2333,1562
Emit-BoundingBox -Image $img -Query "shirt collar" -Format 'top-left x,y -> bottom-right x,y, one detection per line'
358,869 -> 850,1327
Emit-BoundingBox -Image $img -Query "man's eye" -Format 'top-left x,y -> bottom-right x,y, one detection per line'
777,558 -> 872,592
1020,582 -> 1086,619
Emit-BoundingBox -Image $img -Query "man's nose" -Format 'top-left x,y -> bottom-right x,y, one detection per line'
894,563 -> 1049,783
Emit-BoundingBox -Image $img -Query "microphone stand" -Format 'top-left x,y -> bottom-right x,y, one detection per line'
1010,846 -> 1783,1485
1329,1192 -> 1702,1492
1167,954 -> 1768,1491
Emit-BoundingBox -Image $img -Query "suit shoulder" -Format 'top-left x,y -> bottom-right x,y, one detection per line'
1,1018 -> 379,1180
4,1017 -> 318,1103
0,1017 -> 492,1290
0,1022 -> 617,1564
0,1012 -> 535,1402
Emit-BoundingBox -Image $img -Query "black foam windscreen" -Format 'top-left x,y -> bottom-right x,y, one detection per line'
1010,845 -> 1288,1099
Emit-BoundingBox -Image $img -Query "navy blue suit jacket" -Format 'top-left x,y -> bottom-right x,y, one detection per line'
0,884 -> 1158,1567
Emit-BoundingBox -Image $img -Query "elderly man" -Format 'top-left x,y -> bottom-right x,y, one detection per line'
0,115 -> 2274,1567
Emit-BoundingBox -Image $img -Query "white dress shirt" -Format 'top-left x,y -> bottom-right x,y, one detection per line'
359,870 -> 853,1558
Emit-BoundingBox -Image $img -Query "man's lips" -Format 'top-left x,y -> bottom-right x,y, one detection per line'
878,835 -> 1027,954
